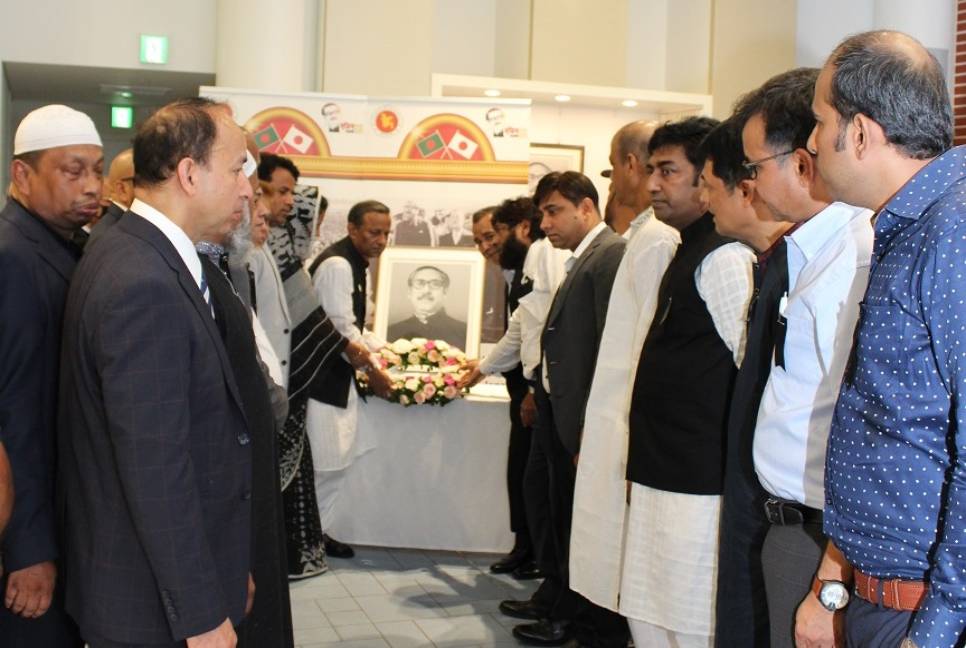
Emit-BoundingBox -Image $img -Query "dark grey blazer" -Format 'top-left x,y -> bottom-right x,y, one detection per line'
59,212 -> 253,644
86,202 -> 125,248
541,226 -> 626,455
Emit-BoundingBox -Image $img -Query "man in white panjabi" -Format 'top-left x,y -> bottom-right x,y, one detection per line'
623,118 -> 755,648
569,121 -> 679,613
305,200 -> 394,557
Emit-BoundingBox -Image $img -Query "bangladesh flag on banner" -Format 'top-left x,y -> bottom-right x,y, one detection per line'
254,125 -> 280,150
416,131 -> 446,158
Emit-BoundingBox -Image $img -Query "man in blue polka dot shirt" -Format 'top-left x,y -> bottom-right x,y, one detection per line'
810,30 -> 966,648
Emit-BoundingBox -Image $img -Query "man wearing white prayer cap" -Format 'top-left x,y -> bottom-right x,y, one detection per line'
0,103 -> 101,647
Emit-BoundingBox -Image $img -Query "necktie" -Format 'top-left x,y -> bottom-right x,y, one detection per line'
199,269 -> 215,318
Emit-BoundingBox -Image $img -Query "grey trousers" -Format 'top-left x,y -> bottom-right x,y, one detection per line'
760,520 -> 825,648
843,596 -> 911,648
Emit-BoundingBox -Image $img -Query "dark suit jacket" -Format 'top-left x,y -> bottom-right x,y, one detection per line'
0,199 -> 80,573
86,202 -> 125,248
541,226 -> 626,455
59,212 -> 253,644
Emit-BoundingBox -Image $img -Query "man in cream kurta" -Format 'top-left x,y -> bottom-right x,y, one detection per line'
306,202 -> 393,536
569,121 -> 680,610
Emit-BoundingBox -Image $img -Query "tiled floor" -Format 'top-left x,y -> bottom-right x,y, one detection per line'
290,547 -> 538,647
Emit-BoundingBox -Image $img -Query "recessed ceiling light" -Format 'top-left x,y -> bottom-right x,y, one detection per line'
554,94 -> 571,103
119,91 -> 133,99
484,89 -> 501,97
621,99 -> 638,108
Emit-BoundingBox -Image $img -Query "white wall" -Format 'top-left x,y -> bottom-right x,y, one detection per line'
530,0 -> 629,86
432,0 -> 498,77
796,0 -> 955,68
530,101 -> 663,201
0,0 -> 216,72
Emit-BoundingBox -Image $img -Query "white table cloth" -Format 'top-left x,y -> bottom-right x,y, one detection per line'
327,394 -> 515,553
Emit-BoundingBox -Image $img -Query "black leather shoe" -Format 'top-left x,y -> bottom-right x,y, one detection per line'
322,534 -> 355,559
512,619 -> 573,646
512,560 -> 544,580
498,598 -> 549,620
490,549 -> 531,574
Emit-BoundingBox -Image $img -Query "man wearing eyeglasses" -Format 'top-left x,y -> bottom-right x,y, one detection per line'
88,148 -> 133,245
735,68 -> 873,648
387,265 -> 467,349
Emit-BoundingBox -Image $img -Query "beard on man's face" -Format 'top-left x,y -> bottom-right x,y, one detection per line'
498,231 -> 529,270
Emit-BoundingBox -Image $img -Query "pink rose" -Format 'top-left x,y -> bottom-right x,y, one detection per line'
443,385 -> 459,399
423,383 -> 437,398
444,374 -> 456,385
413,391 -> 427,404
425,340 -> 436,350
421,374 -> 432,383
427,349 -> 440,363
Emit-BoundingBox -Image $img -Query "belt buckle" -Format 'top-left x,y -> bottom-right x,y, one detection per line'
764,498 -> 784,525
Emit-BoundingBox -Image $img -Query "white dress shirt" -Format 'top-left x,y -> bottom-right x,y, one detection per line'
753,202 -> 873,509
542,222 -> 609,392
479,238 -> 570,380
695,241 -> 756,367
306,255 -> 380,472
130,198 -> 203,290
248,245 -> 292,388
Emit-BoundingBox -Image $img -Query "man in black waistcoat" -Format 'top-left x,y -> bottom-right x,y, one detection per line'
622,117 -> 755,646
307,200 -> 394,560
0,104 -> 103,648
511,172 -> 628,648
697,120 -> 793,648
463,199 -> 543,580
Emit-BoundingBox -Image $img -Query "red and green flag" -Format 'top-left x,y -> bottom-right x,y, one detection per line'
254,125 -> 281,150
416,131 -> 446,158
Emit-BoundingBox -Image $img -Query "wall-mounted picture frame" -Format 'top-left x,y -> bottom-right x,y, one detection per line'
374,246 -> 486,358
529,143 -> 585,193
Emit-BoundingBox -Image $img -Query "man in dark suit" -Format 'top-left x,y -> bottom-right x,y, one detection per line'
59,97 -> 254,648
511,171 -> 628,647
0,438 -> 11,538
88,147 -> 133,246
386,265 -> 468,349
0,103 -> 102,648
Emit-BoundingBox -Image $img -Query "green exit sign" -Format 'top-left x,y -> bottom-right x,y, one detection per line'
111,106 -> 134,129
139,34 -> 169,64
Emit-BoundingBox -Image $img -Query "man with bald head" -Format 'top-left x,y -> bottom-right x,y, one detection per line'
568,120 -> 679,619
88,147 -> 134,243
808,31 -> 964,648
0,103 -> 101,647
59,97 -> 254,648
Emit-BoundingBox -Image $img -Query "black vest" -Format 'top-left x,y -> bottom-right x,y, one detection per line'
502,264 -> 532,400
723,239 -> 789,499
307,237 -> 368,408
626,214 -> 738,495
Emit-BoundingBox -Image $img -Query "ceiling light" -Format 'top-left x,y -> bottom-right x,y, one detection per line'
119,91 -> 133,99
484,89 -> 501,97
554,94 -> 571,103
621,99 -> 638,108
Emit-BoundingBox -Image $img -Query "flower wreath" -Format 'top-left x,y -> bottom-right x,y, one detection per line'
360,338 -> 466,406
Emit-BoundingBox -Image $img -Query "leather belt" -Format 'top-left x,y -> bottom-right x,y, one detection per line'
854,570 -> 927,611
763,497 -> 823,526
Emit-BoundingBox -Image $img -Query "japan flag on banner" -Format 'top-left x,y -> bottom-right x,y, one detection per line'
283,125 -> 312,153
447,131 -> 478,159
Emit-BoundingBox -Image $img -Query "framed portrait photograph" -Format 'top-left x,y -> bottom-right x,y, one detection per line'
529,143 -> 585,194
374,247 -> 486,358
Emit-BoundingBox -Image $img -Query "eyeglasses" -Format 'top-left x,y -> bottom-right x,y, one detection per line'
411,279 -> 445,290
742,150 -> 795,178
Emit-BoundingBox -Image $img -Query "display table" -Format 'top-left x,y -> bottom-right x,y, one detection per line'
327,394 -> 515,553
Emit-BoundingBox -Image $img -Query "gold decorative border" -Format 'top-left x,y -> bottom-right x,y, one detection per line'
397,113 -> 496,161
244,107 -> 331,157
285,155 -> 526,184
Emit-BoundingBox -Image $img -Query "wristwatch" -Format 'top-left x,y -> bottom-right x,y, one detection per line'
811,576 -> 850,612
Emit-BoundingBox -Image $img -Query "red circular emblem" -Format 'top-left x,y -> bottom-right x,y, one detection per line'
375,110 -> 399,134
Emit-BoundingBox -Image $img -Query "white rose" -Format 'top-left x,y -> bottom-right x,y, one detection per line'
411,337 -> 428,347
404,377 -> 420,392
391,339 -> 414,354
443,348 -> 462,359
434,340 -> 450,351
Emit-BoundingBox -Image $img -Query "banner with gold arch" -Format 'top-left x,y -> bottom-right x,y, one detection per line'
201,87 -> 531,344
